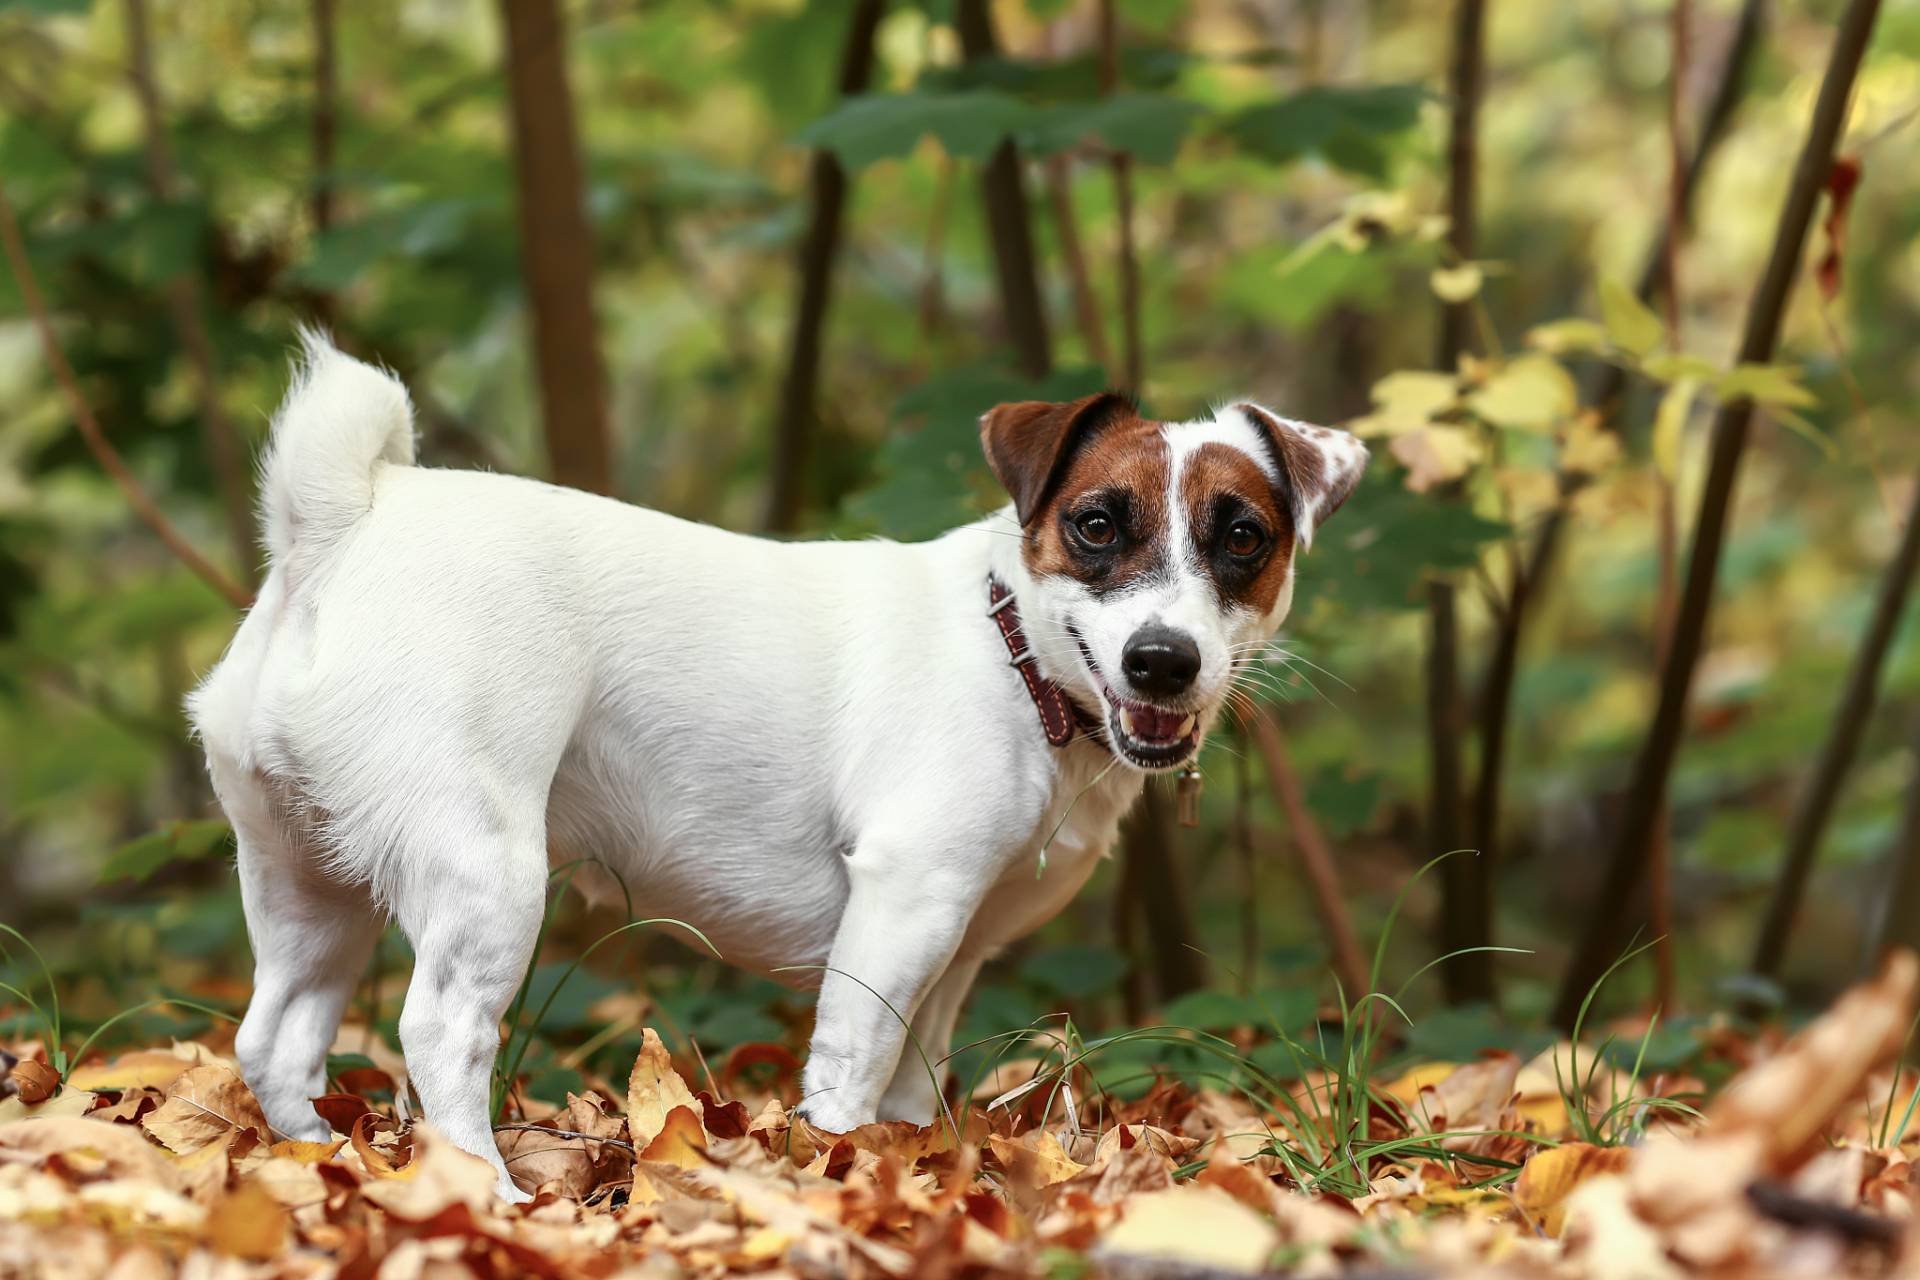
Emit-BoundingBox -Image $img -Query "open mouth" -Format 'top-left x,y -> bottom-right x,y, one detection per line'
1072,635 -> 1203,769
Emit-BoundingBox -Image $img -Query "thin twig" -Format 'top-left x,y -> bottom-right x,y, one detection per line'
0,181 -> 252,610
494,1123 -> 637,1153
1250,706 -> 1371,1001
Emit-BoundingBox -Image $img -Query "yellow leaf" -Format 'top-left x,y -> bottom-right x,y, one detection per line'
204,1180 -> 289,1259
1430,263 -> 1483,303
1390,426 -> 1481,491
1599,278 -> 1665,359
1099,1185 -> 1279,1273
1383,1062 -> 1458,1105
67,1051 -> 192,1095
1468,354 -> 1577,431
1715,362 -> 1817,409
140,1066 -> 270,1156
1640,352 -> 1719,383
1559,413 -> 1622,477
626,1027 -> 703,1151
641,1104 -> 710,1169
269,1138 -> 346,1165
1652,379 -> 1701,480
1526,317 -> 1608,355
1514,1142 -> 1634,1237
1351,370 -> 1459,438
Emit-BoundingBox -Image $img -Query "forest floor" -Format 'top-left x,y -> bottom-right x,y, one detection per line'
1,958 -> 1918,1279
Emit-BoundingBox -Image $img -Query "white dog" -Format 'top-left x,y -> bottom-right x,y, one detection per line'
188,335 -> 1366,1199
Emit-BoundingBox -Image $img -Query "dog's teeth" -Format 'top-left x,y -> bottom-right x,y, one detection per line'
1178,714 -> 1197,737
1119,708 -> 1137,737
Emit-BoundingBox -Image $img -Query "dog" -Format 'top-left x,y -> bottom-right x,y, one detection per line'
187,334 -> 1367,1199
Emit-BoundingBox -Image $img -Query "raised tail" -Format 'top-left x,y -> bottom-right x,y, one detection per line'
259,329 -> 415,571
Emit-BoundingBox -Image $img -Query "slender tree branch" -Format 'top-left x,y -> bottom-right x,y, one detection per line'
1873,708 -> 1920,972
1045,156 -> 1116,384
1754,474 -> 1920,976
0,182 -> 252,610
1252,707 -> 1371,1001
762,0 -> 885,533
1553,0 -> 1884,1029
1471,0 -> 1768,991
1433,0 -> 1492,1008
956,0 -> 1051,379
124,0 -> 258,586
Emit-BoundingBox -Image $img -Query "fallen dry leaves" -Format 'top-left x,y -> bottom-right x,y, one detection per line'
1,955 -> 1919,1277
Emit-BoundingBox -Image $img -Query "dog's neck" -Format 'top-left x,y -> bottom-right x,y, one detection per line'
975,506 -> 1111,750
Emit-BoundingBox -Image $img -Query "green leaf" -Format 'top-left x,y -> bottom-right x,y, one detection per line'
1598,278 -> 1664,359
0,0 -> 94,13
842,364 -> 1108,539
1022,945 -> 1131,998
1295,471 -> 1513,612
1306,765 -> 1384,838
99,820 -> 234,884
1222,85 -> 1427,179
795,91 -> 1036,170
1526,317 -> 1609,355
1022,95 -> 1206,165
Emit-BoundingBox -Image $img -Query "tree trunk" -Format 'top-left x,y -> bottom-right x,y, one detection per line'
1430,0 -> 1495,1008
1873,708 -> 1920,969
762,0 -> 886,533
1121,784 -> 1204,1005
499,0 -> 612,496
954,0 -> 1051,379
1552,0 -> 1883,1030
310,0 -> 338,328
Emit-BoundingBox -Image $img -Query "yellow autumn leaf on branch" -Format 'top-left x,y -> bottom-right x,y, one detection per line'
1350,370 -> 1460,437
1468,354 -> 1578,431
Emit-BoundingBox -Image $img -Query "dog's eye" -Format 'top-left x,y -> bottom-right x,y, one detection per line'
1223,521 -> 1265,557
1074,511 -> 1117,546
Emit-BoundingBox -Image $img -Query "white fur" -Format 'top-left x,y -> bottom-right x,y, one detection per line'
189,341 -> 1363,1201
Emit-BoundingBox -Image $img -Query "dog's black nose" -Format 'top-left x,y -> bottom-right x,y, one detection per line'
1121,627 -> 1201,699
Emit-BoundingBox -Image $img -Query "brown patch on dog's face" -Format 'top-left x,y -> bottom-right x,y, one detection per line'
1022,412 -> 1172,595
1178,442 -> 1295,615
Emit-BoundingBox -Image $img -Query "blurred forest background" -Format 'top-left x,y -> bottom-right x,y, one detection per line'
1,0 -> 1917,1101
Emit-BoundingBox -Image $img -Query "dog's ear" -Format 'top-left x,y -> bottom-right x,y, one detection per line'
980,392 -> 1135,526
1230,403 -> 1368,550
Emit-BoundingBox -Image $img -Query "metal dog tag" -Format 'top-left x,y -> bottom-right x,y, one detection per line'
1176,765 -> 1202,827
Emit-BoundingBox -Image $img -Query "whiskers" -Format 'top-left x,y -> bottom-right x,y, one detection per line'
1224,640 -> 1348,716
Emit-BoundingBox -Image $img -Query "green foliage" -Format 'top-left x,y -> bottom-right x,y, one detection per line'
1295,470 -> 1512,612
99,820 -> 235,885
1220,84 -> 1428,178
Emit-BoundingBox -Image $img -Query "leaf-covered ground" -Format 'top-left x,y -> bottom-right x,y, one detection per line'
3,958 -> 1919,1279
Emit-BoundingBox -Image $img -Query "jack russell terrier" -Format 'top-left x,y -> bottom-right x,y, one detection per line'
188,334 -> 1367,1198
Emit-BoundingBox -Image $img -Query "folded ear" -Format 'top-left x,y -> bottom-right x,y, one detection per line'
1230,403 -> 1368,549
980,392 -> 1136,526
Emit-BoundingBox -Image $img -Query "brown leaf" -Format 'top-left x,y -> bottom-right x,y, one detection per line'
204,1179 -> 289,1258
269,1137 -> 346,1165
348,1111 -> 415,1178
13,1059 -> 59,1105
1708,950 -> 1918,1174
140,1065 -> 270,1156
310,1091 -> 374,1136
0,1115 -> 182,1188
357,1121 -> 501,1219
627,1028 -> 702,1152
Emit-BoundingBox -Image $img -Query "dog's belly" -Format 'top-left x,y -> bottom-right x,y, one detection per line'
544,734 -> 853,983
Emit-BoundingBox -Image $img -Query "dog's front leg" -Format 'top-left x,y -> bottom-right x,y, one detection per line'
797,840 -> 981,1132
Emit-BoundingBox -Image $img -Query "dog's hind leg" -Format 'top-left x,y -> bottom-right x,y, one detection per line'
388,814 -> 548,1203
226,772 -> 383,1145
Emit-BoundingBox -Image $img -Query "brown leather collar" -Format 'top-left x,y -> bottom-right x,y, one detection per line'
986,577 -> 1106,750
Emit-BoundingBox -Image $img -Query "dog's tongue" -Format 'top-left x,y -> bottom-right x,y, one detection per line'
1130,705 -> 1188,741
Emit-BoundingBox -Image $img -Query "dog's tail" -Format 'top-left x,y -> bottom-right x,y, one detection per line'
258,327 -> 416,569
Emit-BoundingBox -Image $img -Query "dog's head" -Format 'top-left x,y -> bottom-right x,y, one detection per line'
982,394 -> 1366,770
